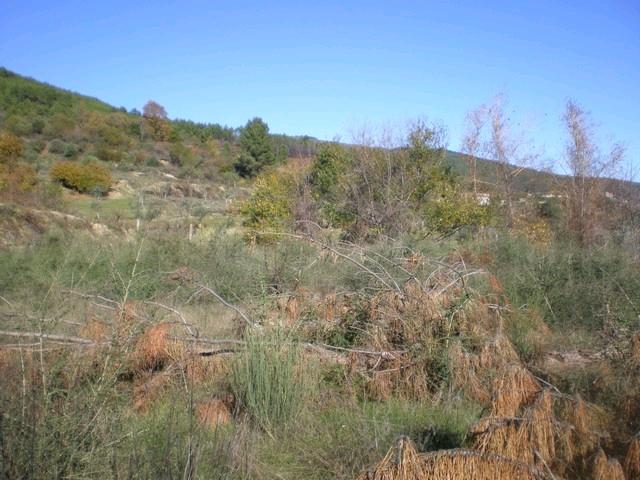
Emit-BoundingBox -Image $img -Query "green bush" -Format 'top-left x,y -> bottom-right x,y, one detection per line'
240,171 -> 294,234
50,160 -> 112,195
48,138 -> 67,154
483,235 -> 640,331
63,142 -> 78,158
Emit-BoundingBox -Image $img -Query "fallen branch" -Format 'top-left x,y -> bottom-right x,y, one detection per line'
188,285 -> 258,328
0,330 -> 97,345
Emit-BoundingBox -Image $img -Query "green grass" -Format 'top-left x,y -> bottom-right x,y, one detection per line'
67,196 -> 137,221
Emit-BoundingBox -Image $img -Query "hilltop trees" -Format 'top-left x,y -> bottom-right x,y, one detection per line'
234,118 -> 276,177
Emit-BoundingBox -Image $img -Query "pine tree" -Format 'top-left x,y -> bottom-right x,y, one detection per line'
234,117 -> 275,177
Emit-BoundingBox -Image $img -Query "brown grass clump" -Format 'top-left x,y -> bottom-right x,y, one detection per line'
593,449 -> 625,480
130,322 -> 179,373
490,365 -> 540,417
624,437 -> 640,480
79,318 -> 110,342
357,437 -> 549,480
184,354 -> 230,385
356,436 -> 428,480
449,333 -> 522,405
472,390 -> 556,468
195,394 -> 235,429
133,370 -> 173,413
631,332 -> 640,365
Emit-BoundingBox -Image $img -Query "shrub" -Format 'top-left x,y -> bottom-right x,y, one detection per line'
95,144 -> 123,163
240,171 -> 294,234
0,130 -> 24,163
63,142 -> 79,158
50,160 -> 112,195
48,138 -> 67,154
0,162 -> 37,194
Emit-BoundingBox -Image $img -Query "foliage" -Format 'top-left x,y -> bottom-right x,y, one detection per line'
143,100 -> 171,140
304,123 -> 489,238
240,171 -> 294,233
480,234 -> 640,330
234,117 -> 276,177
0,162 -> 37,196
0,130 -> 24,163
50,160 -> 112,195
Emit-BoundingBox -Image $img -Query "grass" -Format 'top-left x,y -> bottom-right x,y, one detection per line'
232,329 -> 312,431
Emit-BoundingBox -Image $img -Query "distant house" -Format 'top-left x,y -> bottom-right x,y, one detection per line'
476,193 -> 491,206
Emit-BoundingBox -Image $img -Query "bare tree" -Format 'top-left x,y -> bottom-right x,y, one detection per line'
487,95 -> 538,227
562,99 -> 624,245
461,105 -> 486,196
463,95 -> 536,227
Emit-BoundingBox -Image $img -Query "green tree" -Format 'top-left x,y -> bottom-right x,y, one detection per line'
234,118 -> 276,177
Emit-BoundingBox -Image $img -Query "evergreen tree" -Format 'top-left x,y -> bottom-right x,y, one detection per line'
234,117 -> 275,177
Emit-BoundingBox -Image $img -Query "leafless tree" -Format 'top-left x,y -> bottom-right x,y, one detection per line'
463,95 -> 536,227
562,99 -> 624,245
461,105 -> 486,195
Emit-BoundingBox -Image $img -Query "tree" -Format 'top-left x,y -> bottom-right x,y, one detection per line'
461,105 -> 486,195
562,100 -> 624,245
234,118 -> 276,177
464,95 -> 535,228
142,100 -> 171,140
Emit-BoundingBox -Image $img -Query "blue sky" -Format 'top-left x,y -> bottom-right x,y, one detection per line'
1,1 -> 638,169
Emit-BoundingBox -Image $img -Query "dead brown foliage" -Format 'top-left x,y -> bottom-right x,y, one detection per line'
593,449 -> 625,480
195,394 -> 235,429
624,437 -> 640,480
357,437 -> 549,480
133,370 -> 173,413
130,322 -> 181,373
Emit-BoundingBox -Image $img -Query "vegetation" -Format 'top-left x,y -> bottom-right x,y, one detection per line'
1,68 -> 640,480
234,117 -> 277,177
50,160 -> 112,195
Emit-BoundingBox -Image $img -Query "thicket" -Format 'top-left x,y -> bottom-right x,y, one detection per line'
50,160 -> 112,195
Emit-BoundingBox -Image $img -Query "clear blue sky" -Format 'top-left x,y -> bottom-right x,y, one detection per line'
1,0 -> 638,168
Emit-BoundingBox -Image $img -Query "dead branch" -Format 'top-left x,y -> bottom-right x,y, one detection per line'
143,300 -> 198,337
187,285 -> 258,328
0,330 -> 97,345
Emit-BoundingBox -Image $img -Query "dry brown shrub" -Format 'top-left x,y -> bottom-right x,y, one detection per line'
631,333 -> 640,365
357,437 -> 549,480
490,365 -> 540,417
624,437 -> 640,480
593,449 -> 625,480
133,370 -> 173,413
356,436 -> 428,480
185,354 -> 230,385
79,318 -> 110,342
488,274 -> 504,294
130,322 -> 179,373
195,395 -> 234,429
449,342 -> 492,404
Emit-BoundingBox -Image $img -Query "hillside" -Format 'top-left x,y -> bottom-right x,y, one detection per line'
1,68 -> 640,480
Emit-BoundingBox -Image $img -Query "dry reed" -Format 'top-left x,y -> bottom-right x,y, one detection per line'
357,437 -> 550,480
624,437 -> 640,480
